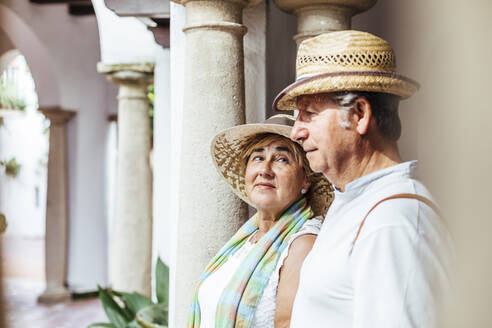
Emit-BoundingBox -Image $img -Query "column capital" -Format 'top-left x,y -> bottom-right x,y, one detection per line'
39,107 -> 76,125
171,0 -> 263,7
173,0 -> 263,37
273,0 -> 377,43
97,62 -> 154,87
273,0 -> 375,13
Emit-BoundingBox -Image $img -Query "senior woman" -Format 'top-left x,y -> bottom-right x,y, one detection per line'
187,115 -> 333,328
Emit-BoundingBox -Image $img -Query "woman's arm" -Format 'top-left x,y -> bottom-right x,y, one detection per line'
274,234 -> 316,328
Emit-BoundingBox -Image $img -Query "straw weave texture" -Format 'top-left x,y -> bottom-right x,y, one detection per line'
274,30 -> 419,111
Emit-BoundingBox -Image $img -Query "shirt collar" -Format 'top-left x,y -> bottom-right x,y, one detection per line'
333,160 -> 418,201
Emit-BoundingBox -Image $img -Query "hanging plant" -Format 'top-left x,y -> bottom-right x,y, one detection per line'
0,213 -> 7,233
0,81 -> 26,111
0,157 -> 21,178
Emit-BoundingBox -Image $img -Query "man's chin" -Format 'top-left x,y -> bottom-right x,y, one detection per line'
306,158 -> 325,174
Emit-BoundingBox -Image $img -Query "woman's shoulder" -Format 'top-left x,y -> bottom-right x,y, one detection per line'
284,216 -> 322,257
296,215 -> 323,236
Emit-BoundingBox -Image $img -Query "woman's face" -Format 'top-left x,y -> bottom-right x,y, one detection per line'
244,138 -> 308,215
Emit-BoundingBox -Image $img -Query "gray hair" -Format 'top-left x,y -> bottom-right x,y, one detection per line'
330,91 -> 402,141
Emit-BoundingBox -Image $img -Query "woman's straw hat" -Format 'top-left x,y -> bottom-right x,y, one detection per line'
274,30 -> 420,111
211,115 -> 333,216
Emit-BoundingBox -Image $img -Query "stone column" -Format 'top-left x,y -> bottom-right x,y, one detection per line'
170,0 -> 259,326
273,0 -> 377,44
38,107 -> 75,304
98,62 -> 154,297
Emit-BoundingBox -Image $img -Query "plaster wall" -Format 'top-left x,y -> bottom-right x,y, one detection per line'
265,1 -> 297,118
152,46 -> 171,268
168,3 -> 186,325
91,0 -> 157,65
0,29 -> 14,58
406,1 -> 492,326
0,0 -> 110,292
244,1 -> 267,124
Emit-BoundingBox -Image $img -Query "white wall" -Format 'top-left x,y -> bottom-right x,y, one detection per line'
91,0 -> 157,65
0,0 -> 110,292
152,46 -> 171,268
0,110 -> 48,237
168,3 -> 186,325
0,53 -> 48,238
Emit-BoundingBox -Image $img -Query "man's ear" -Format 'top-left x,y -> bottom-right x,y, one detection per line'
352,97 -> 372,135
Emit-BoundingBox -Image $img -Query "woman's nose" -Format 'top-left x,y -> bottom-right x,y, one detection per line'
258,162 -> 274,178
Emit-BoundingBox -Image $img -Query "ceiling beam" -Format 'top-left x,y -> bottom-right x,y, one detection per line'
30,0 -> 88,3
68,3 -> 94,16
104,0 -> 169,18
30,0 -> 94,17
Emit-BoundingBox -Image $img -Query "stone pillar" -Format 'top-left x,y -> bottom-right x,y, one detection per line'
98,62 -> 154,297
38,107 -> 75,304
273,0 -> 377,44
170,0 -> 259,326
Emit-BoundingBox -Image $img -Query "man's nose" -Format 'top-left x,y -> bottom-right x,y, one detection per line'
291,121 -> 308,143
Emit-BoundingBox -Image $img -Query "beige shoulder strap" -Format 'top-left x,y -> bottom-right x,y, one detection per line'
349,193 -> 440,254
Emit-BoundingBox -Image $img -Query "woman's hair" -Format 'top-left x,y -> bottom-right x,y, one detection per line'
239,133 -> 313,183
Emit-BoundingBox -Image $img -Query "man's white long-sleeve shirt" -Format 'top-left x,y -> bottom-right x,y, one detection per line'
290,161 -> 453,328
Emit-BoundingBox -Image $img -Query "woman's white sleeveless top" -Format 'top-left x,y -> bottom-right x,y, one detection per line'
198,218 -> 322,328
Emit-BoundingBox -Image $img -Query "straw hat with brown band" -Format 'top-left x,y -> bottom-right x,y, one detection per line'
273,30 -> 420,111
211,114 -> 334,217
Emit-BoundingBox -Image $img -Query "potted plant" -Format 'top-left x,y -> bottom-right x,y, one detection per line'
89,257 -> 169,328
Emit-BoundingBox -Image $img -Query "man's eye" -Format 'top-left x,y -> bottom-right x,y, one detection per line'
252,155 -> 263,161
277,157 -> 288,163
299,110 -> 315,121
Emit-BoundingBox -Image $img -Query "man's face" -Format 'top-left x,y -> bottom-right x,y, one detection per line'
291,94 -> 357,179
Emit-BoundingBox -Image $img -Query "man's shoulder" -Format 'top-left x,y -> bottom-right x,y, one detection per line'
357,177 -> 440,236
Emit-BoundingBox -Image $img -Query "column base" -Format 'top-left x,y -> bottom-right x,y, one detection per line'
37,287 -> 71,304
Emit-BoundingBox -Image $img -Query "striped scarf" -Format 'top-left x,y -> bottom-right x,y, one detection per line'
187,197 -> 313,328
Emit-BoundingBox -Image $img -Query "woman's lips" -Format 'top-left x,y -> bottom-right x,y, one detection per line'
255,183 -> 275,189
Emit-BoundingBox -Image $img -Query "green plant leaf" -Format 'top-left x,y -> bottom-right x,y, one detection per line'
118,291 -> 153,317
97,286 -> 131,328
136,304 -> 168,328
155,257 -> 169,305
126,320 -> 142,328
87,323 -> 116,328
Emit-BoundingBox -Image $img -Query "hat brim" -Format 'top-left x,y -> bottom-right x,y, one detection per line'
273,71 -> 420,111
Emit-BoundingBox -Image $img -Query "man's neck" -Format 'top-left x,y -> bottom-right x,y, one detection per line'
331,142 -> 402,192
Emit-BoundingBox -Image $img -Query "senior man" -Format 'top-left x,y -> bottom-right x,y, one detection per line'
274,31 -> 452,327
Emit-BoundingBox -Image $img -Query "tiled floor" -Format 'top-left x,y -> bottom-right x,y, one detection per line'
2,236 -> 107,328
